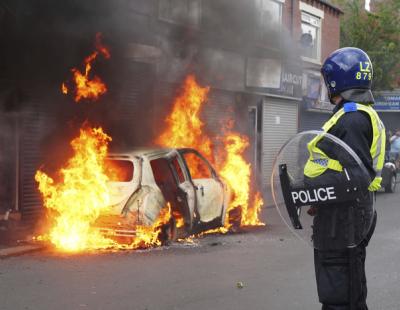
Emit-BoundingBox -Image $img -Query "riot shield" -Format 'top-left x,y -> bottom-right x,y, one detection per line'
271,131 -> 374,250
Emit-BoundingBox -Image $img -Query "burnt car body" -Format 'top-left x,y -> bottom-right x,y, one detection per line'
95,148 -> 230,239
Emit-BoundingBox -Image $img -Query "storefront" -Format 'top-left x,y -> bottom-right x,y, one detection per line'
245,59 -> 303,186
374,91 -> 400,133
299,71 -> 332,131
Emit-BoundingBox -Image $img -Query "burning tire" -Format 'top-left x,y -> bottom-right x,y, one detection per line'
158,217 -> 177,245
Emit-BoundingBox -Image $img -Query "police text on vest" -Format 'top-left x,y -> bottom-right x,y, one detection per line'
291,187 -> 337,204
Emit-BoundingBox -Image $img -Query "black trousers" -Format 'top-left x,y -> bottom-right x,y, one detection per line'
314,246 -> 367,310
314,212 -> 376,310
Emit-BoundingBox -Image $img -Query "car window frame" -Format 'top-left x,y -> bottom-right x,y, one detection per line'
178,148 -> 219,181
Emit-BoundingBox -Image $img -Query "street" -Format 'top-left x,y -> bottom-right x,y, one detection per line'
1,190 -> 399,310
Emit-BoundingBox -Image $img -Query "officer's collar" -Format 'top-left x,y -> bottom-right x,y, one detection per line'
341,89 -> 374,105
333,101 -> 344,113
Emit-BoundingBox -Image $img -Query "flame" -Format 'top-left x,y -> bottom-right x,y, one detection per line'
247,192 -> 264,226
35,127 -> 114,251
156,76 -> 214,178
61,83 -> 68,95
157,75 -> 265,228
130,203 -> 172,249
35,126 -> 173,252
62,33 -> 110,103
218,133 -> 250,223
36,70 -> 264,252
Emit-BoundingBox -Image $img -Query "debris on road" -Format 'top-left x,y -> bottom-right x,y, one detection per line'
236,281 -> 244,289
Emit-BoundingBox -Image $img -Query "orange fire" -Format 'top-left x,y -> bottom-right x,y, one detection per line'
62,33 -> 110,103
35,127 -> 115,251
35,126 -> 174,252
61,83 -> 68,95
157,75 -> 265,228
156,75 -> 214,178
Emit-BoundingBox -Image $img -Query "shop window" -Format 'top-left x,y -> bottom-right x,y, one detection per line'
159,0 -> 201,27
306,74 -> 321,100
300,12 -> 321,61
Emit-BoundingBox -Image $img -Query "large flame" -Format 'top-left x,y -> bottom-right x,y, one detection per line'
35,127 -> 173,252
35,127 -> 114,251
62,33 -> 110,103
156,76 -> 214,178
157,75 -> 265,228
36,71 -> 263,252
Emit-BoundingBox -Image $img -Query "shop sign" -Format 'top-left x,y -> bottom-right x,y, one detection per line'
373,91 -> 400,111
281,67 -> 303,98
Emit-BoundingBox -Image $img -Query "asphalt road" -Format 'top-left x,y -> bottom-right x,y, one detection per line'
1,191 -> 399,310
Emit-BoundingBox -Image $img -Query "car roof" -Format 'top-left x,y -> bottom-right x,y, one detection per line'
107,147 -> 203,160
108,147 -> 177,159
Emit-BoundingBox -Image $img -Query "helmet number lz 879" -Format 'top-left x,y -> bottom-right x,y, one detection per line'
356,62 -> 372,80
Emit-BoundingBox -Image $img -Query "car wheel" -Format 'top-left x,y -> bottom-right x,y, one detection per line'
385,174 -> 396,193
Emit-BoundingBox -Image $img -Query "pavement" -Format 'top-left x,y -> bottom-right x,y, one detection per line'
0,190 -> 399,310
0,244 -> 46,259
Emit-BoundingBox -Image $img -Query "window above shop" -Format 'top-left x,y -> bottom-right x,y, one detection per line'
302,71 -> 333,112
299,2 -> 323,63
158,0 -> 201,27
258,0 -> 283,45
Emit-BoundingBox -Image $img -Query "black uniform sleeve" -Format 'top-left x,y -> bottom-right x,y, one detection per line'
327,111 -> 375,179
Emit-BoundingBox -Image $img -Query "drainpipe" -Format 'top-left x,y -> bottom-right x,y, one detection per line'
14,113 -> 19,212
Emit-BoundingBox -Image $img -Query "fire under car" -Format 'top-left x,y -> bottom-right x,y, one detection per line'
95,148 -> 230,241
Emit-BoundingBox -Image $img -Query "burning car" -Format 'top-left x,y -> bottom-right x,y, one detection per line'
95,147 -> 230,241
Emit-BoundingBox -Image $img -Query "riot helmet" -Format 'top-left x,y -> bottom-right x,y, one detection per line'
321,47 -> 374,104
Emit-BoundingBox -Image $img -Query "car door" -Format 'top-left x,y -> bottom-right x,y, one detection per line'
179,149 -> 225,223
166,153 -> 196,230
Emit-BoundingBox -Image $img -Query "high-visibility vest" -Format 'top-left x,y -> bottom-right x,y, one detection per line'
304,102 -> 386,191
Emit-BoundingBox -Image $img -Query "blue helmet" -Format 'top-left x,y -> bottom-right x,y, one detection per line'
321,47 -> 373,98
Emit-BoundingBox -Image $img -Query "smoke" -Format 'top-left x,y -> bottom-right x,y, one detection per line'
1,0 -> 300,208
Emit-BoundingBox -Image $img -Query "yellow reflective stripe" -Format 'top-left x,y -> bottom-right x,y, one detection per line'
376,119 -> 386,171
307,134 -> 327,160
327,159 -> 343,172
357,105 -> 386,173
304,160 -> 328,178
344,104 -> 385,192
322,109 -> 345,132
358,105 -> 379,167
375,127 -> 385,171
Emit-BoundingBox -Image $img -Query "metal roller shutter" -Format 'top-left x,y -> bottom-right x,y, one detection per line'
203,88 -> 235,136
19,99 -> 54,224
261,98 -> 298,185
299,111 -> 330,132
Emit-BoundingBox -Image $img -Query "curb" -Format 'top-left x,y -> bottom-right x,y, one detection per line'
0,244 -> 45,259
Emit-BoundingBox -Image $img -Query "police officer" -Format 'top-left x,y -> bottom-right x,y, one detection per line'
304,47 -> 386,310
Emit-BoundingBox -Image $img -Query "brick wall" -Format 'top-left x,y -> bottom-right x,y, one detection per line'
282,0 -> 342,62
321,8 -> 341,60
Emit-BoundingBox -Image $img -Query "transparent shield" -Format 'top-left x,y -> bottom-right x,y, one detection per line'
271,131 -> 374,250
